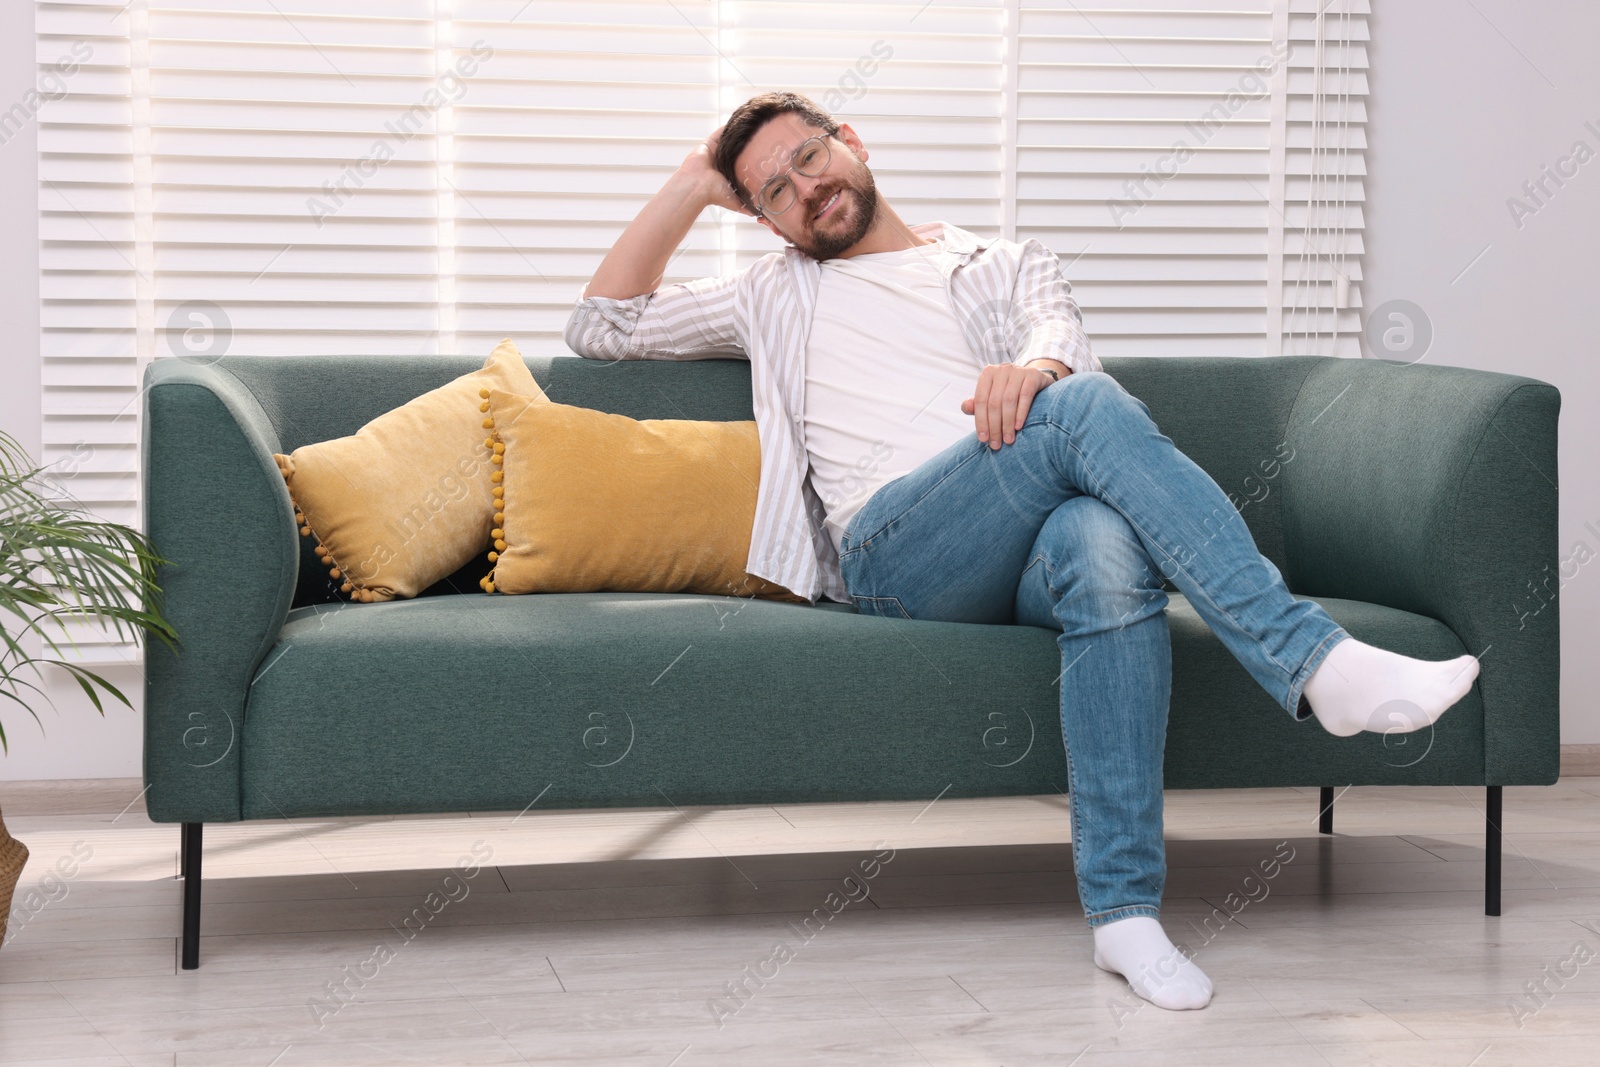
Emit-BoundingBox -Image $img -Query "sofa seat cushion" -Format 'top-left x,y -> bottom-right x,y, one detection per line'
239,592 -> 1484,819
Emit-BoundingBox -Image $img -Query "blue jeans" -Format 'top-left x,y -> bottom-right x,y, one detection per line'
836,371 -> 1347,927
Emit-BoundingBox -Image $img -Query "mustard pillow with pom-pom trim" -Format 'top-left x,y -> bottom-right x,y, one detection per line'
274,339 -> 546,602
476,388 -> 805,603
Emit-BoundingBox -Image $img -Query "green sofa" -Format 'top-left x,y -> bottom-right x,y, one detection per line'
141,353 -> 1561,969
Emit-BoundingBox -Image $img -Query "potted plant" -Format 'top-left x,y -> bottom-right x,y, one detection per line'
0,429 -> 177,945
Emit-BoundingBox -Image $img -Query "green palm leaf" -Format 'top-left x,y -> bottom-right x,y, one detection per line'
0,429 -> 179,753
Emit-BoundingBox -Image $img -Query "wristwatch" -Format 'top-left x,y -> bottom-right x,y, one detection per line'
1037,367 -> 1060,383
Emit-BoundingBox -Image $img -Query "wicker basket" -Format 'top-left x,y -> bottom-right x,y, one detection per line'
0,806 -> 27,947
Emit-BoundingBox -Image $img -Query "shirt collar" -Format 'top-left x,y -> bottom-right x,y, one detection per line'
909,220 -> 990,263
783,220 -> 992,271
779,219 -> 991,321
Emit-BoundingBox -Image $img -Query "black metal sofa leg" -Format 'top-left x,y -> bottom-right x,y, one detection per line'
1486,786 -> 1502,917
1314,785 -> 1501,914
181,823 -> 203,969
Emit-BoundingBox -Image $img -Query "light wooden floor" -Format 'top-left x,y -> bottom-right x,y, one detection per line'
3,779 -> 1599,1066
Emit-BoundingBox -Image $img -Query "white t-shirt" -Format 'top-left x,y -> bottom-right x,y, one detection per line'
803,237 -> 985,556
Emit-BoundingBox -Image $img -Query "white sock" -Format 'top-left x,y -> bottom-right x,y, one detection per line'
1303,637 -> 1479,738
1092,915 -> 1213,1010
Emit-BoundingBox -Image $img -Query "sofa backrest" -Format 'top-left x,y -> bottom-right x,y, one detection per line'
220,353 -> 758,450
217,354 -> 762,607
215,351 -> 1324,608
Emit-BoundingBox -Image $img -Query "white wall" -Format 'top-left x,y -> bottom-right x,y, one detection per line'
2,1 -> 1594,780
2,9 -> 40,474
1362,0 -> 1600,743
1,3 -> 145,781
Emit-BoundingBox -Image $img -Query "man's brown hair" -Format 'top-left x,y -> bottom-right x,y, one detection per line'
714,91 -> 841,214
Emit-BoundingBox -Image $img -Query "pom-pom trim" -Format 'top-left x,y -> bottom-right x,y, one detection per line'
478,388 -> 504,594
275,452 -> 379,604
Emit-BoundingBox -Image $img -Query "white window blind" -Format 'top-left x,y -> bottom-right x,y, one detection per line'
36,0 -> 1366,660
1014,0 -> 1366,357
1282,0 -> 1367,357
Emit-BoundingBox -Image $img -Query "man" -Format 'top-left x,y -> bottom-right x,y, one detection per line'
565,92 -> 1480,1011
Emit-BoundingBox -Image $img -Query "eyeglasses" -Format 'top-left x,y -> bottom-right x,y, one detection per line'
754,135 -> 833,217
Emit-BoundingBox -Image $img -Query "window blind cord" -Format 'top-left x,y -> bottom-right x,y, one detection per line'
1289,1 -> 1326,354
1321,0 -> 1353,354
1288,3 -> 1317,353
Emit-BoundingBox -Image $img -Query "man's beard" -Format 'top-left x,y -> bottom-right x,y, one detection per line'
792,165 -> 879,261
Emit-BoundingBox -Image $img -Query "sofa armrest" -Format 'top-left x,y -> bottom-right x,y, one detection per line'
142,360 -> 300,822
1279,358 -> 1562,784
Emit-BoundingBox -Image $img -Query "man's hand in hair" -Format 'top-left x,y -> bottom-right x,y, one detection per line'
681,125 -> 756,216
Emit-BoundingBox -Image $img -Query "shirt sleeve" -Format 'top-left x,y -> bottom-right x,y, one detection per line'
563,269 -> 749,362
1009,238 -> 1100,374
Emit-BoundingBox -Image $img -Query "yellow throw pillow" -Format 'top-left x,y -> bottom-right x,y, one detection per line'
478,388 -> 805,603
275,339 -> 546,602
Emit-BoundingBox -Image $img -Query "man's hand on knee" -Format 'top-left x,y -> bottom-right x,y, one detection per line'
962,361 -> 1067,449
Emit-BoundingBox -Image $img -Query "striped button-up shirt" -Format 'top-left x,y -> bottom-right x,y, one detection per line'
563,220 -> 1099,605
